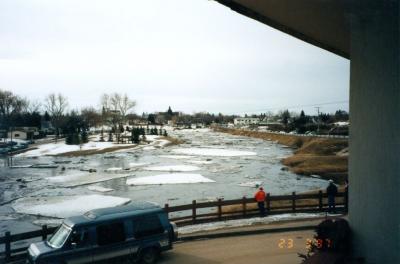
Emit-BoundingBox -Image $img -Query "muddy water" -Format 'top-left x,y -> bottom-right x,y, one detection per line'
0,128 -> 327,234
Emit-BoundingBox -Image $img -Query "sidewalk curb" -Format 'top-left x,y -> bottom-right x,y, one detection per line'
177,225 -> 317,242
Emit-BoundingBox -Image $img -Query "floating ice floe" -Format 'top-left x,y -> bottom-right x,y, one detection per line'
87,186 -> 114,192
185,160 -> 214,165
46,171 -> 129,187
159,155 -> 194,160
12,194 -> 131,218
126,173 -> 215,185
128,162 -> 149,168
143,165 -> 201,172
16,141 -> 133,157
238,181 -> 263,188
178,213 -> 326,235
104,167 -> 123,172
172,148 -> 257,157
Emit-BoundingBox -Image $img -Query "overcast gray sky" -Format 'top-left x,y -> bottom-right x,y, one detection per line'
0,0 -> 349,115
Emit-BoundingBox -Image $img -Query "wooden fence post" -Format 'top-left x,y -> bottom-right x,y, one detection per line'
164,204 -> 169,219
292,192 -> 296,212
266,193 -> 271,213
318,190 -> 323,210
242,196 -> 247,217
192,200 -> 196,224
42,225 -> 48,240
5,231 -> 11,262
217,198 -> 222,221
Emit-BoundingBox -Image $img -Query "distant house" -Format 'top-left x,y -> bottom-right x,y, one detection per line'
234,117 -> 260,126
41,119 -> 54,133
8,127 -> 39,140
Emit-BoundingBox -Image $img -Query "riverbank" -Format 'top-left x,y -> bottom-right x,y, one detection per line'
213,127 -> 348,183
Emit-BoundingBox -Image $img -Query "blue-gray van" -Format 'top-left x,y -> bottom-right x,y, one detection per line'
27,202 -> 178,264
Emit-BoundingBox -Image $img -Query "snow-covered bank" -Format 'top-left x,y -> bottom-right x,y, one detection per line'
126,173 -> 215,185
178,213 -> 328,235
12,195 -> 131,218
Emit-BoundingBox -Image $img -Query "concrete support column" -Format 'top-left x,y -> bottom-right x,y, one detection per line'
349,2 -> 400,263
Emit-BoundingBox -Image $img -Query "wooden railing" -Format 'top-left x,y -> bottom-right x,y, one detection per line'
0,190 -> 347,263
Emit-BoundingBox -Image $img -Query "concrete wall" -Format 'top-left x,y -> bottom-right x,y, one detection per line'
349,2 -> 400,263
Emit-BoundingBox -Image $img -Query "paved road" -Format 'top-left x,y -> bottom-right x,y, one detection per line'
160,230 -> 314,264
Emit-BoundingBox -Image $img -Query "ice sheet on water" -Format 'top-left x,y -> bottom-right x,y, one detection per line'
12,194 -> 131,218
126,173 -> 215,185
172,148 -> 257,157
104,167 -> 124,172
185,160 -> 214,165
238,181 -> 263,188
128,162 -> 149,168
143,165 -> 201,172
159,155 -> 194,160
16,141 -> 133,157
46,171 -> 129,187
178,213 -> 326,235
87,186 -> 114,192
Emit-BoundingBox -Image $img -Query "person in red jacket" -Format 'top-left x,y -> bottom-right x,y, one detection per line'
254,187 -> 266,217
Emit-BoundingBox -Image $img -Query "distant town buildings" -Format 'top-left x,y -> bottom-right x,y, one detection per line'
233,117 -> 260,126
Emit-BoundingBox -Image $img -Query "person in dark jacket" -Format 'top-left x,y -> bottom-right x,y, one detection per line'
254,187 -> 266,217
327,179 -> 338,213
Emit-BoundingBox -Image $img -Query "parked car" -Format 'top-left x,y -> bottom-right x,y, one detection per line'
27,202 -> 178,264
0,147 -> 9,154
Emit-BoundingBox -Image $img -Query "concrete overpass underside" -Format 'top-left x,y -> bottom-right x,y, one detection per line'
216,1 -> 400,263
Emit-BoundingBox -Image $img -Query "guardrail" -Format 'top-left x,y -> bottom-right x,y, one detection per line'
0,190 -> 347,263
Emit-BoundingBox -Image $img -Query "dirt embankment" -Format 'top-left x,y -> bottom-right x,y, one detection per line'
214,127 -> 348,183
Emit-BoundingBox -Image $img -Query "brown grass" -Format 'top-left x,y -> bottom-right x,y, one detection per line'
213,127 -> 348,183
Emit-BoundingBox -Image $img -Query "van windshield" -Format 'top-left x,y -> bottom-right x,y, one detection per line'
47,224 -> 71,248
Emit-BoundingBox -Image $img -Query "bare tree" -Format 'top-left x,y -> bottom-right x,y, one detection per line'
0,89 -> 28,130
24,99 -> 42,114
0,89 -> 27,119
119,94 -> 136,122
45,93 -> 68,139
81,107 -> 101,128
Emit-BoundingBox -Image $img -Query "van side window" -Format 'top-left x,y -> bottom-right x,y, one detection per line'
96,222 -> 126,246
70,229 -> 90,247
133,215 -> 164,239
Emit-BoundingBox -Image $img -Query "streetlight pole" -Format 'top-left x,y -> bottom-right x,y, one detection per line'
315,107 -> 321,134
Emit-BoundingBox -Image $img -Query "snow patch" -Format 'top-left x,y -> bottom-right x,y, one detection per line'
178,213 -> 325,235
12,195 -> 131,218
126,174 -> 215,185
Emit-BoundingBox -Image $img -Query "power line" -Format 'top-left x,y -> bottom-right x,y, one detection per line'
231,100 -> 349,114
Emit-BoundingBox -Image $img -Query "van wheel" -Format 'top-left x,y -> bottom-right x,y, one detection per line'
141,247 -> 159,264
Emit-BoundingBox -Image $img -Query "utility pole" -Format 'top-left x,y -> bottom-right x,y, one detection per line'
315,107 -> 321,134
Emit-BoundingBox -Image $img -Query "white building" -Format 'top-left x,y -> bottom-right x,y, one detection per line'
233,117 -> 260,126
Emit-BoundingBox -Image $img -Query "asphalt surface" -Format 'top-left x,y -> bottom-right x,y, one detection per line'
160,229 -> 314,264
